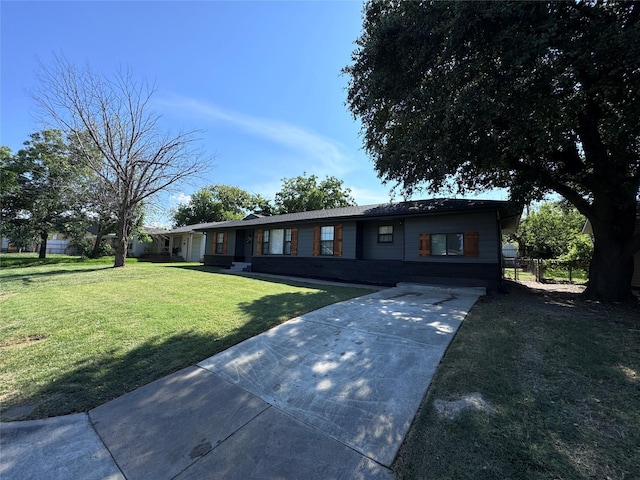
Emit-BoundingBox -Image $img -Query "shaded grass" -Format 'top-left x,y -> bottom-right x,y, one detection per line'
0,253 -> 114,269
0,260 -> 373,420
394,282 -> 640,479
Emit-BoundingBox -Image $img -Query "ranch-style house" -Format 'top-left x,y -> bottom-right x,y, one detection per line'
196,198 -> 523,291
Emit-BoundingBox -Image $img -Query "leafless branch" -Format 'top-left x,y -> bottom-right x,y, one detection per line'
33,54 -> 213,266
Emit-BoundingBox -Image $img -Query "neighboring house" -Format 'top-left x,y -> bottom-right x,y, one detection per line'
1,233 -> 78,254
127,228 -> 169,258
127,225 -> 207,262
165,223 -> 208,262
196,198 -> 522,291
583,204 -> 640,289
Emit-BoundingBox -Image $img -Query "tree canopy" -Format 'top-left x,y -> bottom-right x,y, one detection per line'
0,130 -> 81,257
515,201 -> 589,260
274,173 -> 356,214
172,185 -> 255,227
345,1 -> 640,301
174,175 -> 357,225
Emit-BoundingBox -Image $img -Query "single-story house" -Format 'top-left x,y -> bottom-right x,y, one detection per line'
128,225 -> 208,262
1,232 -> 78,255
195,198 -> 522,291
164,223 -> 208,262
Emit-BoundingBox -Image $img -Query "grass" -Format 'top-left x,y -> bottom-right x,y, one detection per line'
0,254 -> 373,420
393,281 -> 640,479
503,265 -> 588,283
4,254 -> 638,478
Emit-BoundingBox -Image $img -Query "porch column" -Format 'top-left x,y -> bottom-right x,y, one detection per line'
187,233 -> 194,262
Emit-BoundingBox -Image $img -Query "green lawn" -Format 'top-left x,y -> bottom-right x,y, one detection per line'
4,255 -> 638,478
503,265 -> 588,283
394,282 -> 640,479
0,255 -> 373,420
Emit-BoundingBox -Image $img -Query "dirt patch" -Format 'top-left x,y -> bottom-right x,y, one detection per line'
500,280 -> 639,326
433,392 -> 496,420
0,334 -> 48,350
516,279 -> 586,294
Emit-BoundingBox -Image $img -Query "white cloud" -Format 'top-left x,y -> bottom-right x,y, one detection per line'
349,186 -> 394,206
168,191 -> 192,206
158,97 -> 357,177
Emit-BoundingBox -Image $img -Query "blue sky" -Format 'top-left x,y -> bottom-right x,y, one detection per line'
1,1 -> 507,225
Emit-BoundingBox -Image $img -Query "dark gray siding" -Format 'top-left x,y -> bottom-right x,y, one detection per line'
203,254 -> 234,267
251,257 -> 503,291
361,220 -> 405,260
203,230 -> 213,255
202,228 -> 236,257
404,211 -> 499,263
341,222 -> 357,259
203,210 -> 505,290
257,222 -> 358,259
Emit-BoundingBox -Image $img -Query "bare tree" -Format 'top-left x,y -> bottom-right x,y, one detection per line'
34,55 -> 211,266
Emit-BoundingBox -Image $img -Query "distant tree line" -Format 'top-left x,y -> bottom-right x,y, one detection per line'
171,173 -> 356,227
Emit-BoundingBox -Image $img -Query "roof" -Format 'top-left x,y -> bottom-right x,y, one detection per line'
193,198 -> 523,232
141,227 -> 170,236
166,223 -> 213,234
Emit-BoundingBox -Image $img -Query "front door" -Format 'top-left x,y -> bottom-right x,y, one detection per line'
244,230 -> 253,262
234,230 -> 245,262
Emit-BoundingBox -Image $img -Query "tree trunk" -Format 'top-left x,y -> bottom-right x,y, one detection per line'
113,211 -> 132,268
584,202 -> 636,302
38,231 -> 48,259
91,221 -> 106,259
91,233 -> 102,259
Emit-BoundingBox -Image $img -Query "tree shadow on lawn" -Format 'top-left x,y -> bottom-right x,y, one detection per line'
3,331 -> 227,421
502,280 -> 638,324
0,267 -> 111,284
0,256 -> 88,269
168,263 -> 375,293
394,280 -> 640,480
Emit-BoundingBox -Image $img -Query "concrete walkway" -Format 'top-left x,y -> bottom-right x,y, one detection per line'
1,283 -> 484,480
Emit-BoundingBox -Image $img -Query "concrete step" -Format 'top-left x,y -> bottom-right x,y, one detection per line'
229,262 -> 252,272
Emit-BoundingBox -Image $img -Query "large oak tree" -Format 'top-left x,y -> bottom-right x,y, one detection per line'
345,1 -> 640,301
34,56 -> 210,267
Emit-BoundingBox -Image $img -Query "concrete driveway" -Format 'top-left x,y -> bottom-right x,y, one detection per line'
1,282 -> 484,479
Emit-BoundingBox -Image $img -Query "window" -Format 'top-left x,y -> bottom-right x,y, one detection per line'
378,225 -> 394,243
269,229 -> 284,254
431,233 -> 463,256
262,230 -> 270,255
313,224 -> 342,257
320,226 -> 335,255
418,231 -> 479,257
258,228 -> 296,255
215,232 -> 225,254
284,228 -> 292,255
